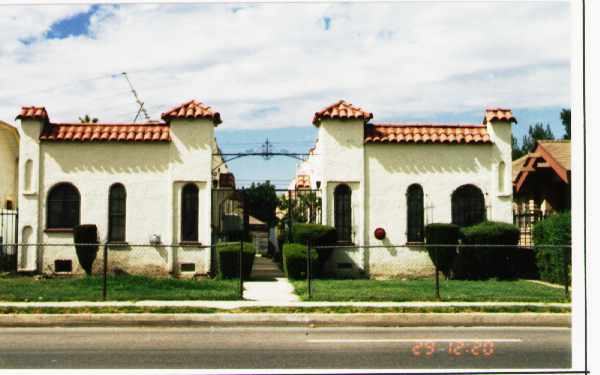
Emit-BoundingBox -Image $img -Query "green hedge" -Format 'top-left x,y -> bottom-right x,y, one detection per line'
424,223 -> 459,278
457,221 -> 520,280
283,243 -> 319,280
292,224 -> 337,245
533,212 -> 571,284
292,223 -> 337,269
216,242 -> 256,279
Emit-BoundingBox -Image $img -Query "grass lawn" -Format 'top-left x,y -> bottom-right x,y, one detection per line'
292,279 -> 568,303
0,305 -> 570,314
0,275 -> 240,301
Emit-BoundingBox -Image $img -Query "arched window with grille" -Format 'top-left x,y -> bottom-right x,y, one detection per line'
46,183 -> 80,230
108,183 -> 126,242
406,184 -> 424,242
181,183 -> 199,242
334,184 -> 352,243
451,184 -> 486,227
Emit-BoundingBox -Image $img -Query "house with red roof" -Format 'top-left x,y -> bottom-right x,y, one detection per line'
15,100 -> 229,276
295,100 -> 516,277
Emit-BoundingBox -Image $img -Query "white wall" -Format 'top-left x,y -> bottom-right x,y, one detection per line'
0,125 -> 19,210
315,117 -> 514,277
318,119 -> 365,246
17,117 -> 215,275
364,143 -> 496,246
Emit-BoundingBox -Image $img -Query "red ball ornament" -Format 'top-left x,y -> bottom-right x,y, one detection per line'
374,227 -> 386,240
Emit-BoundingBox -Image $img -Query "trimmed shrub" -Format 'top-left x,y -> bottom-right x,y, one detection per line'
533,212 -> 571,284
216,242 -> 256,279
424,223 -> 459,278
292,224 -> 337,245
283,243 -> 319,280
292,223 -> 337,269
73,225 -> 99,276
457,221 -> 520,280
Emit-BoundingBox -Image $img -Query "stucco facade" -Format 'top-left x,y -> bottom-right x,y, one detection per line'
16,100 -> 223,276
307,101 -> 516,277
0,121 -> 19,210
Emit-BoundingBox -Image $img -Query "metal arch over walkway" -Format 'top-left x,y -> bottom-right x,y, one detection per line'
212,138 -> 314,172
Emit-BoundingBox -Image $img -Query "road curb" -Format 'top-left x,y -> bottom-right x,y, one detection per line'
0,313 -> 571,328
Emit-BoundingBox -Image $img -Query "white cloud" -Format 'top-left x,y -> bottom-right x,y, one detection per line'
0,2 -> 570,128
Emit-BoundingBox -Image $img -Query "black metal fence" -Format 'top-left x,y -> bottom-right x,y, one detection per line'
300,243 -> 571,302
0,209 -> 18,272
0,242 -> 247,301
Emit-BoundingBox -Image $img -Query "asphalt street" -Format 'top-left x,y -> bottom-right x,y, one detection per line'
0,326 -> 570,369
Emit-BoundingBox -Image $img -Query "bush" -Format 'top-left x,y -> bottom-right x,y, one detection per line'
457,221 -> 520,280
283,243 -> 318,280
533,212 -> 571,284
73,225 -> 99,276
292,223 -> 337,268
216,242 -> 256,279
292,224 -> 337,245
424,223 -> 459,278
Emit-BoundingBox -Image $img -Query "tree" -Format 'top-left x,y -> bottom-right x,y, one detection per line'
79,114 -> 98,123
244,181 -> 279,227
560,109 -> 571,140
520,122 -> 554,154
512,135 -> 525,160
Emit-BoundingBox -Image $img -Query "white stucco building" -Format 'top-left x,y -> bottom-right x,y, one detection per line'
15,100 -> 227,276
297,100 -> 516,277
0,120 -> 19,211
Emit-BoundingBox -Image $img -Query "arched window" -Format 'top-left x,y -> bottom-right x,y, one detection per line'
451,184 -> 486,227
334,184 -> 352,243
498,161 -> 506,193
181,183 -> 199,242
47,183 -> 80,229
108,183 -> 126,242
406,184 -> 424,242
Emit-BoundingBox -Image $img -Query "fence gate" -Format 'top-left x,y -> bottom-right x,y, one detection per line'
0,209 -> 18,272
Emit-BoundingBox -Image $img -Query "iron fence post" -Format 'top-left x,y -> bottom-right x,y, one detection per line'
434,247 -> 441,301
562,246 -> 569,300
15,209 -> 19,250
287,190 -> 293,242
307,241 -> 312,300
102,242 -> 108,301
240,237 -> 244,299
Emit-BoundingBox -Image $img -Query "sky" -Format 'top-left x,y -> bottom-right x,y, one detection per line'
0,2 -> 571,188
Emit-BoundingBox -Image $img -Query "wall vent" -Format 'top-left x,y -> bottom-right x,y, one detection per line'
180,263 -> 196,272
55,260 -> 72,273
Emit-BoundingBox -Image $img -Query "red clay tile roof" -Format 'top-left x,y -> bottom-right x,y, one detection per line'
483,108 -> 517,125
364,124 -> 492,144
312,100 -> 373,126
16,106 -> 49,121
161,100 -> 222,125
39,123 -> 171,142
295,175 -> 311,189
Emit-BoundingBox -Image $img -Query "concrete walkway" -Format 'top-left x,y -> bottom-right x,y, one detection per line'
243,278 -> 300,302
243,255 -> 300,302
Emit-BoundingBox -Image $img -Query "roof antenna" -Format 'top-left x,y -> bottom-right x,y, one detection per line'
121,72 -> 151,123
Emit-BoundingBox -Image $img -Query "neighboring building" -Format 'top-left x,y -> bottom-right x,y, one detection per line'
304,100 -> 516,277
15,100 -> 228,276
0,120 -> 19,250
0,120 -> 19,210
513,140 -> 571,213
